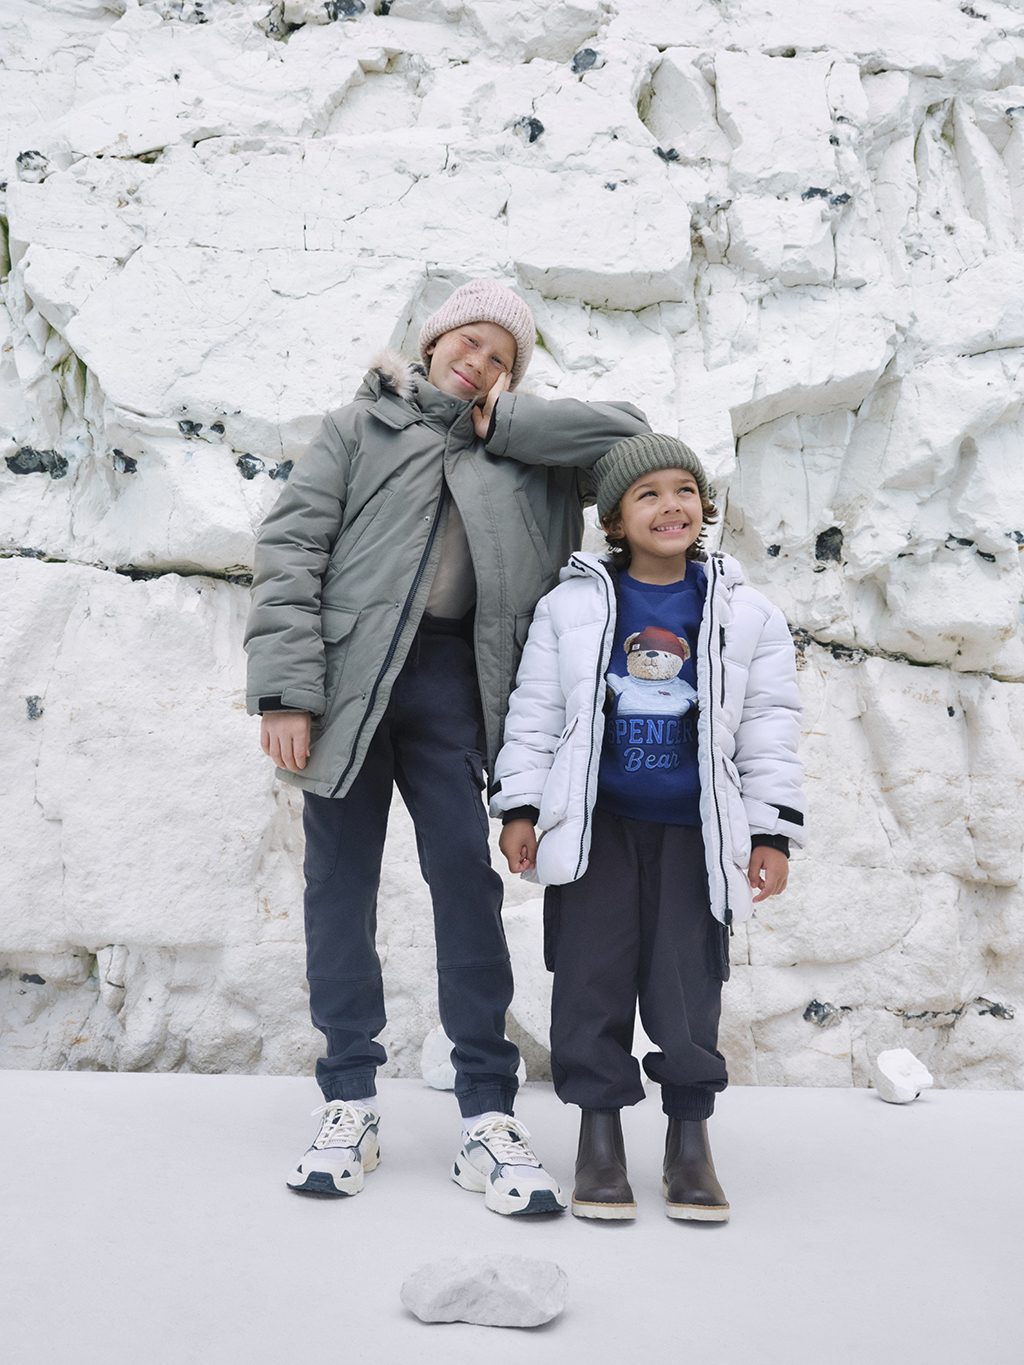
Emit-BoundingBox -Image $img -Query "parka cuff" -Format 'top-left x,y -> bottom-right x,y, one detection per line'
484,392 -> 514,458
246,688 -> 324,718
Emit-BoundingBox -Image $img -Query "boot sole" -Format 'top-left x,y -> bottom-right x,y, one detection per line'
662,1179 -> 729,1221
571,1198 -> 637,1220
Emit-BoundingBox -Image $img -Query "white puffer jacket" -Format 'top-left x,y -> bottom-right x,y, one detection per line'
490,552 -> 807,925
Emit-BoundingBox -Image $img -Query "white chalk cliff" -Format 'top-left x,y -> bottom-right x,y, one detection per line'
1,0 -> 1021,1089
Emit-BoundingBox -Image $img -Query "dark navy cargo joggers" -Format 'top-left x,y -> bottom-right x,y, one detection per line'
302,614 -> 519,1118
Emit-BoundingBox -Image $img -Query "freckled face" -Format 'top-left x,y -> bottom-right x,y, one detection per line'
606,467 -> 704,572
424,322 -> 517,403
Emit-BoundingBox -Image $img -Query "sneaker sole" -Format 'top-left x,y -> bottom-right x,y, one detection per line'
662,1179 -> 729,1221
486,1187 -> 567,1216
571,1198 -> 637,1220
453,1160 -> 566,1215
287,1144 -> 381,1196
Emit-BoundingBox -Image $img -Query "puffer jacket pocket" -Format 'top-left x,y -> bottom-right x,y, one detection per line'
538,714 -> 580,829
719,751 -> 752,867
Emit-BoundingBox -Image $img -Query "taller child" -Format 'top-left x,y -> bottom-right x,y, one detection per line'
245,280 -> 648,1214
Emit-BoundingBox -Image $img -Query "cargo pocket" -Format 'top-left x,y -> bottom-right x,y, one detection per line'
706,915 -> 731,982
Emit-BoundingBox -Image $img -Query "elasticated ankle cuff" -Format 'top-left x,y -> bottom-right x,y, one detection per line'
457,1087 -> 516,1119
661,1086 -> 716,1121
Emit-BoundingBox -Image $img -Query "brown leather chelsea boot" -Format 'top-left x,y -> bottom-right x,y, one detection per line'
571,1109 -> 637,1220
663,1118 -> 730,1222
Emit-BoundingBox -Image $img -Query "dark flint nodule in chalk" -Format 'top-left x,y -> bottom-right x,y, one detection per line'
654,146 -> 680,163
20,973 -> 46,984
112,450 -> 138,473
801,186 -> 830,200
829,192 -> 851,206
179,420 -> 203,437
326,0 -> 366,17
6,447 -> 67,478
1007,530 -> 1024,543
977,550 -> 996,561
210,421 -> 225,435
767,544 -> 781,557
604,182 -> 617,190
829,134 -> 839,145
803,999 -> 851,1028
25,696 -> 44,720
270,460 -> 294,481
237,454 -> 265,480
815,527 -> 843,563
513,117 -> 544,143
18,547 -> 45,558
572,48 -> 598,73
948,706 -> 956,717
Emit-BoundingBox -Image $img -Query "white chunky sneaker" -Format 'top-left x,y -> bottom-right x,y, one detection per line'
452,1115 -> 567,1216
286,1101 -> 381,1196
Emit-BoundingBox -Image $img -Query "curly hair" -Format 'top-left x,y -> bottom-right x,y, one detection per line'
599,492 -> 719,572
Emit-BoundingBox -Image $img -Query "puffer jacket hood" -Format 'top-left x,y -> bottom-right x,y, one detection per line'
491,550 -> 807,925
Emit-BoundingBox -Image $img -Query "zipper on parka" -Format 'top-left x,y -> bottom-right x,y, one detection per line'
330,482 -> 449,797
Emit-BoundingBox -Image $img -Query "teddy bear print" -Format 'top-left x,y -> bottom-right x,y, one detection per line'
606,626 -> 698,716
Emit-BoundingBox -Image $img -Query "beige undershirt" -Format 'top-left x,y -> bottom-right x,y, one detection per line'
425,501 -> 477,619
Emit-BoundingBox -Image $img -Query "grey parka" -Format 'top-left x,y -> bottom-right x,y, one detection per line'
244,352 -> 649,798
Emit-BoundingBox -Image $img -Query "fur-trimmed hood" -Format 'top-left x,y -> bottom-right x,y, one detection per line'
368,348 -> 427,402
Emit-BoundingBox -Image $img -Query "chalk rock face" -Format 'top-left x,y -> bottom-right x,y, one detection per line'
873,1048 -> 935,1103
1,0 -> 1023,1090
401,1255 -> 568,1328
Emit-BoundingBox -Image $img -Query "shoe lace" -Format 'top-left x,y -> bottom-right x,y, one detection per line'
471,1115 -> 539,1167
310,1100 -> 371,1149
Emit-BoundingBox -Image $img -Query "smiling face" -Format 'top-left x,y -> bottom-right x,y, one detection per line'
605,467 -> 704,583
424,321 -> 517,403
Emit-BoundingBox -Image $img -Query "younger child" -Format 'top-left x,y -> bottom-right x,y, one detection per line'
493,433 -> 806,1220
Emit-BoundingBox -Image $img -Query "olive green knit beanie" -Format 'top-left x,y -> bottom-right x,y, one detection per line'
594,433 -> 709,520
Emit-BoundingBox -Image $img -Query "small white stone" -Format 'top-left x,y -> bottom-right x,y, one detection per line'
401,1254 -> 567,1328
420,1024 -> 526,1090
872,1048 -> 934,1104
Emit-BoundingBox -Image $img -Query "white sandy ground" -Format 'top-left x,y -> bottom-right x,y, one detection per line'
1,1073 -> 1021,1365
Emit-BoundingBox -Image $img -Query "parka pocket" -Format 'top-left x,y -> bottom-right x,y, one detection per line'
321,606 -> 360,710
514,490 -> 557,584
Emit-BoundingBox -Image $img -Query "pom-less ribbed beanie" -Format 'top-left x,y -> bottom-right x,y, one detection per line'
418,280 -> 535,390
594,433 -> 709,519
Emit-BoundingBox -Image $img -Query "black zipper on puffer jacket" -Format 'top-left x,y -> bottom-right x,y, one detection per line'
705,557 -> 732,927
330,482 -> 449,797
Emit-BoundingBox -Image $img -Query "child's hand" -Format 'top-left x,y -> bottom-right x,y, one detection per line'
261,710 -> 311,772
472,371 -> 510,440
747,845 -> 788,903
499,819 -> 538,874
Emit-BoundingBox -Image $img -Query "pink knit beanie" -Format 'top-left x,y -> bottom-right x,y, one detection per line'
418,280 -> 535,390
